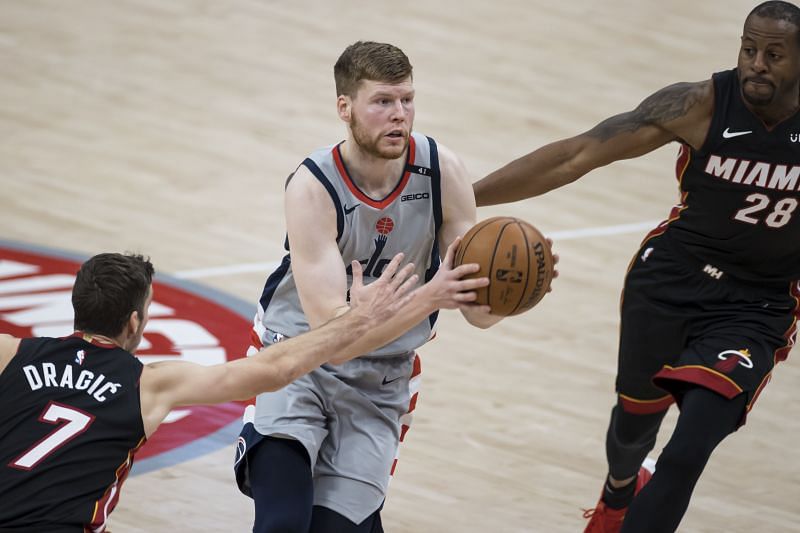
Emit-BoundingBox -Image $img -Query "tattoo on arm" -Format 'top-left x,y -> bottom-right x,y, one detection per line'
587,81 -> 708,142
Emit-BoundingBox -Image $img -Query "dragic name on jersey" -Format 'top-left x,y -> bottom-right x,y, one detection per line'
22,361 -> 121,402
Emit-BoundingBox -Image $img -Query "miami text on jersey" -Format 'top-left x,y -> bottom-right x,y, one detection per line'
705,155 -> 800,191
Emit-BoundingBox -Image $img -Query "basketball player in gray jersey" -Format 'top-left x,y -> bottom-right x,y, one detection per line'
234,41 -> 503,532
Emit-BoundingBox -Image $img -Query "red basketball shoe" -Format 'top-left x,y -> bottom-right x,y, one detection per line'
582,464 -> 653,533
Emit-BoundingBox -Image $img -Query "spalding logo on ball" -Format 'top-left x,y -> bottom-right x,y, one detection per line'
454,216 -> 554,316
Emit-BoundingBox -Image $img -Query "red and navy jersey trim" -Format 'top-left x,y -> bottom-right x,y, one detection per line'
331,136 -> 417,209
299,158 -> 345,243
424,136 -> 441,330
257,254 -> 292,314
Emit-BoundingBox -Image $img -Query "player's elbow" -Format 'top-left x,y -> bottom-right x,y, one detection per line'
559,156 -> 592,185
553,137 -> 596,182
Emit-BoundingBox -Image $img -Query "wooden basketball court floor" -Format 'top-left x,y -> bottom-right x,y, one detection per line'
1,1 -> 798,531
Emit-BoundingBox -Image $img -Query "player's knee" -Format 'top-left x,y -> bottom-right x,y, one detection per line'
657,387 -> 744,477
607,404 -> 666,447
310,505 -> 382,533
248,437 -> 314,533
605,404 -> 667,479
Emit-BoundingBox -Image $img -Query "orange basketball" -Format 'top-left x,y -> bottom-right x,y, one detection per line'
454,216 -> 554,316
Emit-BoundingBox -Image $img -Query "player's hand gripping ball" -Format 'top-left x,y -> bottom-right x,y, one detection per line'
454,216 -> 555,316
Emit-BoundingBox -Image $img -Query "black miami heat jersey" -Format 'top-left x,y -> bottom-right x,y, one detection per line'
667,69 -> 800,283
255,131 -> 442,356
0,333 -> 145,532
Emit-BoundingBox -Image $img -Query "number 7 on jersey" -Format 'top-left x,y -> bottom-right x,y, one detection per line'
9,402 -> 95,470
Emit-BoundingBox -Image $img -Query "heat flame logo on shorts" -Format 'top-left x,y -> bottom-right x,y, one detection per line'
714,348 -> 754,374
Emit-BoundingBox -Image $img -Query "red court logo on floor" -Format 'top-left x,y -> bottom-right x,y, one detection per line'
0,243 -> 252,473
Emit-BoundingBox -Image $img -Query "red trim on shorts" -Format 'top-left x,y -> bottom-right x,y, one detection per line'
654,365 -> 743,400
249,329 -> 264,349
618,393 -> 674,414
331,137 -> 416,209
408,392 -> 418,413
390,353 -> 422,478
411,353 -> 421,379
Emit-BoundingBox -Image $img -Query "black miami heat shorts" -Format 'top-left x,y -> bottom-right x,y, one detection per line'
615,231 -> 798,416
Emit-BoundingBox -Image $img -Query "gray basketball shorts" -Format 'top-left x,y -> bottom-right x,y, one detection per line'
235,329 -> 422,524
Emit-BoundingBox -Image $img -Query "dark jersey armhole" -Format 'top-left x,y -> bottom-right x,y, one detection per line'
426,135 -> 443,329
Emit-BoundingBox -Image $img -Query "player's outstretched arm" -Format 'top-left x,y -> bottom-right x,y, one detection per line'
473,80 -> 713,207
139,252 -> 418,436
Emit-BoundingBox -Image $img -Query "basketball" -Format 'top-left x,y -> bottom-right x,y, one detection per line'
454,216 -> 554,316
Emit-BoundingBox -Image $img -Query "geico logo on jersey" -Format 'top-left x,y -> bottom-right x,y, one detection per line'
400,192 -> 430,202
0,244 -> 251,472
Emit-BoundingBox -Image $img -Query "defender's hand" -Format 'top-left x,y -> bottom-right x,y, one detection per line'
546,238 -> 559,293
349,253 -> 419,326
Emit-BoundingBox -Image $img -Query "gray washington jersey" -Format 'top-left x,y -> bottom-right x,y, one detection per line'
255,131 -> 443,355
240,133 -> 443,523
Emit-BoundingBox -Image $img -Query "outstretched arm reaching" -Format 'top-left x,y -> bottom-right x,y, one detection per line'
473,80 -> 714,206
331,236 -> 492,361
139,248 -> 487,436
